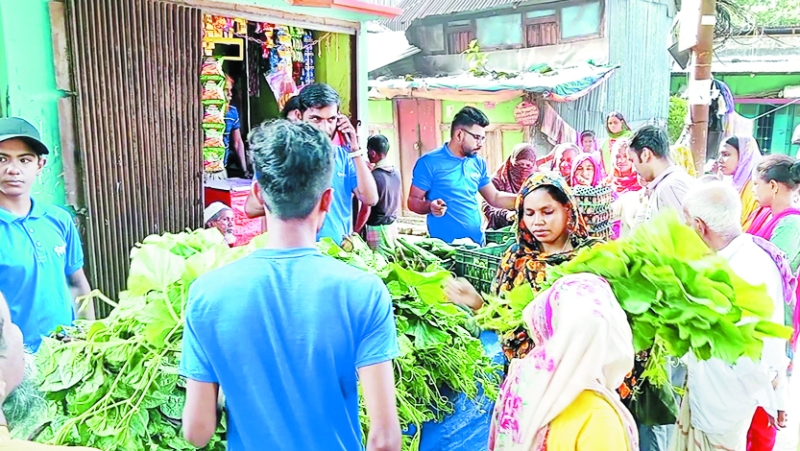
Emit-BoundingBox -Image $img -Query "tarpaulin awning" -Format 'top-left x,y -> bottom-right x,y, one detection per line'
368,64 -> 618,103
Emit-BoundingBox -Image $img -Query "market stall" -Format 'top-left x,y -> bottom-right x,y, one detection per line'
199,13 -> 355,245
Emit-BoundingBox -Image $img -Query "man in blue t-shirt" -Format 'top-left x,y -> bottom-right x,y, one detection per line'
408,107 -> 517,244
0,117 -> 94,351
243,83 -> 378,244
180,120 -> 401,451
223,75 -> 247,177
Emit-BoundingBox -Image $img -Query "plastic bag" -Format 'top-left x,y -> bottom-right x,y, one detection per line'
265,67 -> 298,111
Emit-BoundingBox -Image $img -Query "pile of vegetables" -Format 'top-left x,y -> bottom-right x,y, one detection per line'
20,230 -> 497,451
322,236 -> 499,450
23,229 -> 260,450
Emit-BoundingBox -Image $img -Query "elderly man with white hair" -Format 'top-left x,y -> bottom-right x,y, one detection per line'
678,181 -> 790,451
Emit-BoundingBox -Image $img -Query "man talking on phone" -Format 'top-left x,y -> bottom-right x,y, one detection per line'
244,83 -> 378,244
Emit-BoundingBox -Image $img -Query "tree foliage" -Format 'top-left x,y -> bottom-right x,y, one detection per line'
731,0 -> 800,27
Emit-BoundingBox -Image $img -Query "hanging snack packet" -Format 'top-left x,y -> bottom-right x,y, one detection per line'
201,80 -> 227,105
202,105 -> 226,130
200,57 -> 225,82
203,128 -> 226,149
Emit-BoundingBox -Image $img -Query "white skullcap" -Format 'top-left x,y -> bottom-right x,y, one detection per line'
204,202 -> 231,224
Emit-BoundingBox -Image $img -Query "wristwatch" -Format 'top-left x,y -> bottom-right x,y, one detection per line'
348,148 -> 366,159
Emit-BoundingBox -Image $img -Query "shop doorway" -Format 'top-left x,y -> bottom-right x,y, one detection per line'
396,98 -> 439,213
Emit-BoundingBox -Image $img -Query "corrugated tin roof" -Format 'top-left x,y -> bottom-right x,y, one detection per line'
380,0 -> 554,31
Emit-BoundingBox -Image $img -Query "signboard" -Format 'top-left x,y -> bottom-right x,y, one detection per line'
514,101 -> 540,126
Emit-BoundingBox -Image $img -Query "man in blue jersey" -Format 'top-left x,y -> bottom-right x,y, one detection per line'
243,83 -> 378,244
181,120 -> 401,451
0,118 -> 93,351
408,107 -> 517,244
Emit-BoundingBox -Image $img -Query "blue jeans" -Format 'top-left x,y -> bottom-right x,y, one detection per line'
639,424 -> 673,451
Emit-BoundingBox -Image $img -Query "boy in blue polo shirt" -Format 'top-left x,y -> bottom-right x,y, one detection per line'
242,83 -> 379,245
0,118 -> 93,351
180,120 -> 401,451
408,107 -> 517,244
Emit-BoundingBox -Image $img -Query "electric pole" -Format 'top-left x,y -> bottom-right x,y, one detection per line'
688,0 -> 716,173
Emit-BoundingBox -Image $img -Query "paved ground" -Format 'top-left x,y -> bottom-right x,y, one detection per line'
776,359 -> 799,451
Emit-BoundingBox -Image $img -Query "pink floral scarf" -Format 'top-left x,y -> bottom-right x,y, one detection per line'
488,274 -> 639,451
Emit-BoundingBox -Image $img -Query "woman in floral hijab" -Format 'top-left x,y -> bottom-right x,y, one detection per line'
494,172 -> 601,294
489,273 -> 638,451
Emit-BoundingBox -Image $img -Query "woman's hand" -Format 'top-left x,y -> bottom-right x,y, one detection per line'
444,278 -> 484,311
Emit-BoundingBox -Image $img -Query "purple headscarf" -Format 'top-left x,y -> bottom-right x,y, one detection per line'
729,136 -> 761,193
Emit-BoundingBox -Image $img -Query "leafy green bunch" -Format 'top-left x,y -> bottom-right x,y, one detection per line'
320,238 -> 500,451
31,229 -> 269,450
546,212 -> 792,368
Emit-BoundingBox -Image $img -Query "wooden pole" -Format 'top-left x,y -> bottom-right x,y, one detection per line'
688,0 -> 716,174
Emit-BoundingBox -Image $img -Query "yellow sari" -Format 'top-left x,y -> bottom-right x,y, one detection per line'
739,178 -> 761,230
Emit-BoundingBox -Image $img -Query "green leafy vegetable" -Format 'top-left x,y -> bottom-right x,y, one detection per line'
27,231 -> 497,451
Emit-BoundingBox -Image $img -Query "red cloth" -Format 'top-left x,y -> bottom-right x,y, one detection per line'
746,407 -> 777,451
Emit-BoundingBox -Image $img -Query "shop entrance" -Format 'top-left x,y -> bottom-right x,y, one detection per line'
61,0 -> 359,313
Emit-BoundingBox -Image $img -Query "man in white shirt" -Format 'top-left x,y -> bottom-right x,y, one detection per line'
681,181 -> 789,451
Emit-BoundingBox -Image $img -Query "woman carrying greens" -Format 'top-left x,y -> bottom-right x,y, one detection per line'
446,172 -> 601,360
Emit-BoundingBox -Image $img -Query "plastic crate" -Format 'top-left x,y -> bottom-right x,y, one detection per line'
454,244 -> 508,295
485,226 -> 515,245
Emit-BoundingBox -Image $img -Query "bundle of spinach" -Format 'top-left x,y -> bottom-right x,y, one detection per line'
29,228 -> 268,450
319,237 -> 501,451
29,230 -> 497,451
545,212 -> 792,382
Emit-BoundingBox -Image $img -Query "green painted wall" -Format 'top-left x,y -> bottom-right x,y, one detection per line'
440,99 -> 521,123
0,0 -> 67,207
315,32 -> 352,116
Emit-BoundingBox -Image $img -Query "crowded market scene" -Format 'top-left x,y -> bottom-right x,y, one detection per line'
1,0 -> 800,450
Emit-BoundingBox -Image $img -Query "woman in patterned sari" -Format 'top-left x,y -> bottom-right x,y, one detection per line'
488,273 -> 638,451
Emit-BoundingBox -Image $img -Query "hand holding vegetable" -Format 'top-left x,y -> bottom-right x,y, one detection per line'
430,199 -> 447,217
444,277 -> 483,312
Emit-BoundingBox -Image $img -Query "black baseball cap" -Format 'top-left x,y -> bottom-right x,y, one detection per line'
0,117 -> 49,156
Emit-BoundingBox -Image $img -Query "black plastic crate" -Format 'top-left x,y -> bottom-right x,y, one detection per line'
454,244 -> 508,295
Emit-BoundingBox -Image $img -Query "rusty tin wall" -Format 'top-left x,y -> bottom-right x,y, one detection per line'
66,0 -> 204,314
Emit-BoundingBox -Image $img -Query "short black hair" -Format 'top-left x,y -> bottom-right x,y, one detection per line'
451,106 -> 489,136
755,154 -> 800,190
630,125 -> 670,159
580,130 -> 595,139
367,135 -> 390,155
249,120 -> 334,220
281,96 -> 301,118
297,83 -> 340,113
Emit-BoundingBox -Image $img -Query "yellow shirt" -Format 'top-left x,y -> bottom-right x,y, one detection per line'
0,426 -> 99,450
547,390 -> 629,451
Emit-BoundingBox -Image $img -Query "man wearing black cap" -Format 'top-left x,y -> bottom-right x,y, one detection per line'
0,117 -> 93,352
